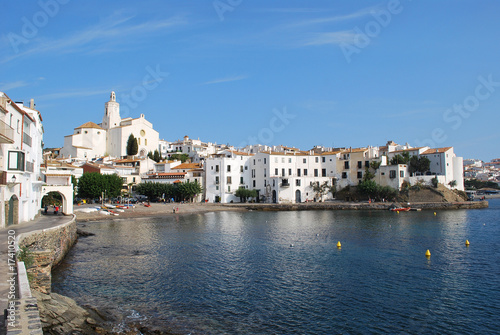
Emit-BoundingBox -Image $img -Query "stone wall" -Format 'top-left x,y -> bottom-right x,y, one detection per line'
17,216 -> 77,294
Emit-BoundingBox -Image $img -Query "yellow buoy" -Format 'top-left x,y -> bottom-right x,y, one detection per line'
337,241 -> 342,248
397,211 -> 399,214
465,240 -> 470,246
434,212 -> 437,216
425,249 -> 431,257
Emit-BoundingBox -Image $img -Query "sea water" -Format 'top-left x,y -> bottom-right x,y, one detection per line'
52,199 -> 500,334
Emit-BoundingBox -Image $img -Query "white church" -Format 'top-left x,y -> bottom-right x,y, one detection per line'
60,92 -> 159,160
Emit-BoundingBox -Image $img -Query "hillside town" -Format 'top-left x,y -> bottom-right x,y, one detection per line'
1,91 -> 497,228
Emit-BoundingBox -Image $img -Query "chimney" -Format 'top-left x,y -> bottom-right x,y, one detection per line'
30,99 -> 35,109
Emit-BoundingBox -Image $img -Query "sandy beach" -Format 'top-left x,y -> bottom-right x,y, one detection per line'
74,202 -> 245,221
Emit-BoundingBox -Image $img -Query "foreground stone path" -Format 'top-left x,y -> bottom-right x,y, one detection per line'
0,215 -> 72,335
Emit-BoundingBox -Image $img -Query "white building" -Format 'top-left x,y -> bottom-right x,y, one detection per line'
61,92 -> 160,160
0,94 -> 45,227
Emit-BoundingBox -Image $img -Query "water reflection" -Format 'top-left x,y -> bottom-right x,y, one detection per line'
53,200 -> 500,334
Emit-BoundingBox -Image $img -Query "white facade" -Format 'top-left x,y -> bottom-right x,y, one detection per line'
0,94 -> 44,227
61,92 -> 160,160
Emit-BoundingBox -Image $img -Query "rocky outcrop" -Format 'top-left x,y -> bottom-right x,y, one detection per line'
32,290 -> 100,334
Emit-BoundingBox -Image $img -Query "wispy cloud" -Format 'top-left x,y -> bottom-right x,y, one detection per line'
300,31 -> 358,46
2,13 -> 186,64
36,88 -> 112,101
283,6 -> 380,29
0,80 -> 29,91
202,75 -> 247,85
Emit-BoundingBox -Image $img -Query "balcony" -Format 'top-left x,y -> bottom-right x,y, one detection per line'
0,119 -> 14,143
23,132 -> 32,147
281,179 -> 290,187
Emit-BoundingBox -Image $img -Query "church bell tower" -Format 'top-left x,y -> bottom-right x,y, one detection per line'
102,91 -> 121,129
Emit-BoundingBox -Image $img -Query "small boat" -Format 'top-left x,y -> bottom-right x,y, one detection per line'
144,204 -> 151,207
390,207 -> 411,212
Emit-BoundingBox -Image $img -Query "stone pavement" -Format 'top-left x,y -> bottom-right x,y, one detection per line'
0,214 -> 72,334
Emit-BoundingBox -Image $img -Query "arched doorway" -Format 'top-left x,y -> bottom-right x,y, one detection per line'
272,190 -> 277,203
6,195 -> 19,226
295,190 -> 301,203
42,191 -> 64,214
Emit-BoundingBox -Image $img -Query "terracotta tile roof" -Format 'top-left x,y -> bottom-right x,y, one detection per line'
229,150 -> 255,156
389,147 -> 426,154
75,122 -> 104,130
172,163 -> 201,170
149,172 -> 186,176
421,147 -> 453,155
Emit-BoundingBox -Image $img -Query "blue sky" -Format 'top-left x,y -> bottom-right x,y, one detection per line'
1,0 -> 499,161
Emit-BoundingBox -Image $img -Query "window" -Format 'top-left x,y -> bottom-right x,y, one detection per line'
357,161 -> 362,169
275,168 -> 278,176
133,177 -> 136,182
240,177 -> 244,184
8,151 -> 25,171
357,171 -> 363,179
228,186 -> 231,192
215,176 -> 219,184
138,138 -> 141,145
289,168 -> 292,176
400,170 -> 405,178
84,130 -> 88,134
282,168 -> 285,177
365,161 -> 370,168
296,179 -> 301,186
315,157 -> 319,163
264,180 -> 266,187
215,165 -> 219,172
322,157 -> 326,163
240,166 -> 243,172
297,169 -> 301,177
282,158 -> 285,163
314,169 -> 318,177
275,157 -> 278,163
303,158 -> 306,164
288,158 -> 292,163
227,165 -> 231,172
216,186 -> 219,190
344,161 -> 350,169
253,180 -> 256,187
253,159 -> 256,165
390,170 -> 396,179
245,166 -> 248,170
227,176 -> 232,184
264,168 -> 267,178
264,158 -> 267,164
304,169 -> 308,176
322,169 -> 326,177
145,139 -> 148,145
342,172 -> 347,179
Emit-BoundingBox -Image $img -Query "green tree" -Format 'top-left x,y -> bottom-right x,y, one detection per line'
235,187 -> 258,202
177,181 -> 203,202
126,134 -> 138,156
153,149 -> 161,163
77,172 -> 104,199
104,173 -> 124,198
390,152 -> 410,165
147,151 -> 154,160
168,153 -> 190,163
370,161 -> 381,171
363,167 -> 375,181
312,181 -> 331,201
448,180 -> 457,188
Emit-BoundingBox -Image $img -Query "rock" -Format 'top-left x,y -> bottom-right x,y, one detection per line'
31,290 -> 105,334
77,228 -> 95,237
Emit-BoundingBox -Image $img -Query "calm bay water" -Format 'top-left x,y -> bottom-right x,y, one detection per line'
52,200 -> 500,334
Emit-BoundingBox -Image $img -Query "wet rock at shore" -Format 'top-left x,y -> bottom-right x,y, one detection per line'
77,228 -> 95,237
32,290 -> 102,334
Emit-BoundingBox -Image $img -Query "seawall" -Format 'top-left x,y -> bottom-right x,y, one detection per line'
224,201 -> 489,211
8,215 -> 77,334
